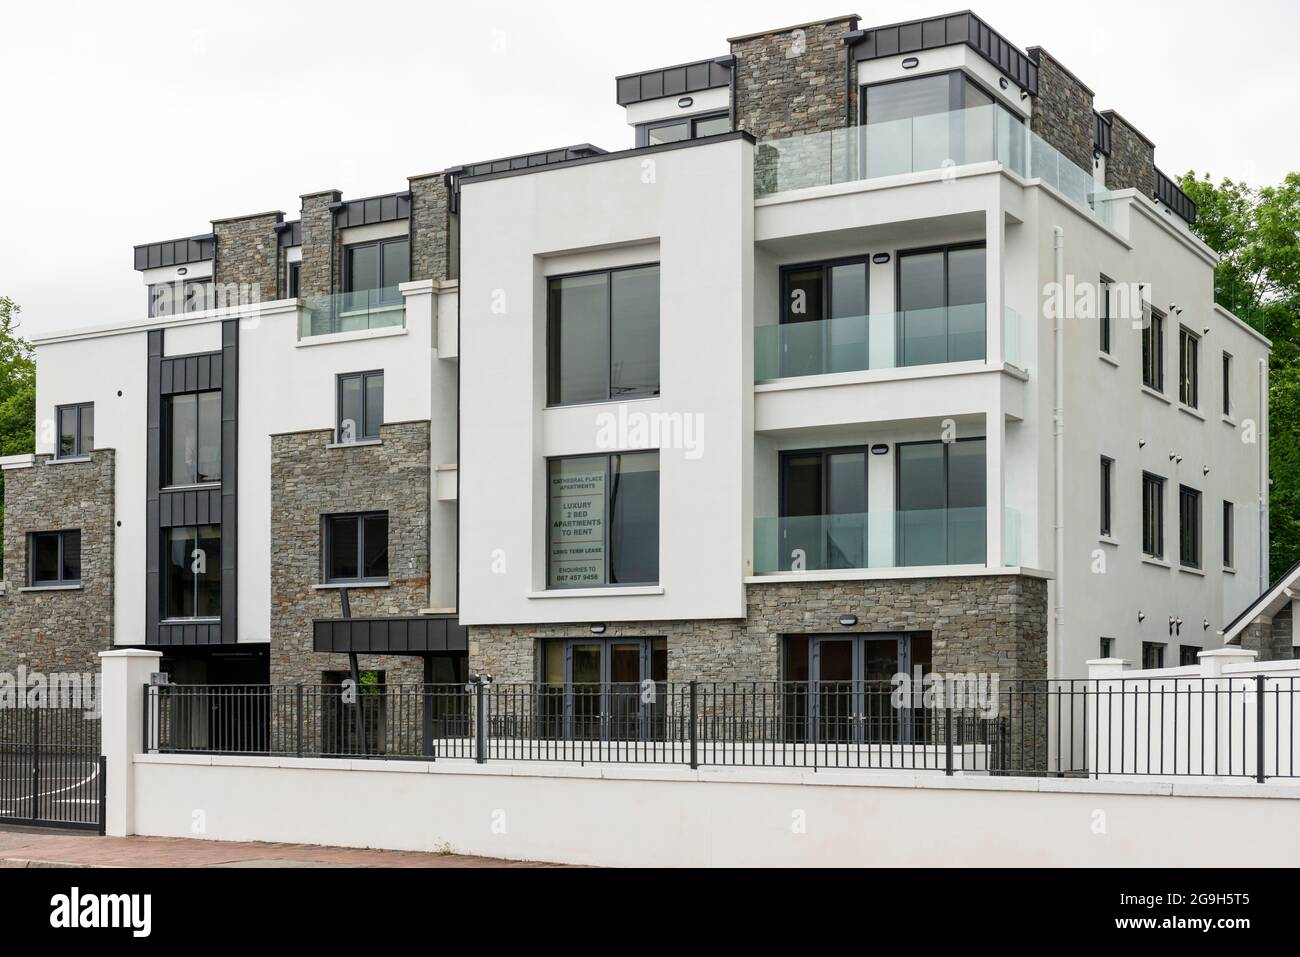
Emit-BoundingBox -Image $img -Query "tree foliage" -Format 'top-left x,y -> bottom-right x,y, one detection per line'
0,295 -> 36,536
1180,172 -> 1300,577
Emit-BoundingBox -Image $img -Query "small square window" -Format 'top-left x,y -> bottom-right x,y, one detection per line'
56,403 -> 94,459
1179,645 -> 1201,667
1141,642 -> 1165,669
337,371 -> 384,443
324,512 -> 388,583
29,530 -> 81,586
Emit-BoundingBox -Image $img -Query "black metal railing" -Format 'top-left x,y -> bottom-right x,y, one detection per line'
142,676 -> 1300,780
0,705 -> 104,831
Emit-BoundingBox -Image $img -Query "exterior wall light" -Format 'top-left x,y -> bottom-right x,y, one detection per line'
838,614 -> 858,627
677,96 -> 693,108
901,57 -> 919,69
872,253 -> 891,264
590,624 -> 607,635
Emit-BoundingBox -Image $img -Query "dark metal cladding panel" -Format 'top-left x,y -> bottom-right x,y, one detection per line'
922,18 -> 946,48
898,22 -> 923,52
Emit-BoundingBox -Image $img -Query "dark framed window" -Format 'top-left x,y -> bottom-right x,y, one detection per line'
148,279 -> 215,318
288,261 -> 301,299
547,452 -> 659,588
1142,472 -> 1165,559
162,525 -> 221,619
1222,351 -> 1232,416
1100,456 -> 1113,537
29,530 -> 81,586
1179,326 -> 1200,408
895,438 -> 987,567
163,391 -> 221,486
1142,306 -> 1165,392
547,264 -> 660,406
860,71 -> 1013,172
1142,642 -> 1165,669
777,446 -> 869,571
897,243 -> 986,366
1223,500 -> 1234,569
337,371 -> 383,443
778,257 -> 869,376
1179,645 -> 1201,667
1099,636 -> 1115,659
636,112 -> 730,147
344,237 -> 408,302
56,403 -> 94,459
1179,485 -> 1201,569
1099,276 -> 1112,353
324,512 -> 389,583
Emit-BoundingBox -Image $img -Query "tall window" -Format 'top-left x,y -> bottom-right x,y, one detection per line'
56,403 -> 94,459
861,71 -> 1009,174
1179,326 -> 1200,408
324,513 -> 389,583
1099,276 -> 1112,354
547,265 -> 660,406
1222,351 -> 1233,416
1142,306 -> 1165,392
29,530 -> 80,587
287,261 -> 301,299
1142,472 -> 1165,559
337,371 -> 383,443
1099,456 -> 1113,537
1223,500 -> 1234,569
897,244 -> 986,366
1142,642 -> 1165,669
779,258 -> 869,376
1099,636 -> 1115,658
778,446 -> 869,571
344,237 -> 408,304
163,525 -> 221,619
548,452 -> 659,588
636,113 -> 730,147
896,438 -> 986,566
163,392 -> 221,486
1178,485 -> 1201,569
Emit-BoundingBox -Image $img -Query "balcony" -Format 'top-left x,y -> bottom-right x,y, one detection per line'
755,304 -> 1024,380
753,507 -> 1030,575
754,104 -> 1110,227
298,286 -> 405,339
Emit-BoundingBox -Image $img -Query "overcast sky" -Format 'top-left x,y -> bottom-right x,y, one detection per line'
2,0 -> 1296,338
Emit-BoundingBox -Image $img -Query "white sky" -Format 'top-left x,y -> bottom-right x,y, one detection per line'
2,0 -> 1297,337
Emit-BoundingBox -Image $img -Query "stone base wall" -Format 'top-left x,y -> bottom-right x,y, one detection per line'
0,452 -> 115,676
1240,612 -> 1293,662
469,575 -> 1049,683
269,421 -> 431,687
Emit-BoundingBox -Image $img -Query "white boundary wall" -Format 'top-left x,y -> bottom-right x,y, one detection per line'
105,650 -> 1300,867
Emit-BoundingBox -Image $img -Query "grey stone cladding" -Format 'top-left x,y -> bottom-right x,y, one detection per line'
1026,48 -> 1096,174
470,575 -> 1049,683
0,452 -> 115,676
730,17 -> 859,141
299,190 -> 342,299
268,421 -> 431,686
212,212 -> 283,304
1102,110 -> 1156,196
1240,604 -> 1294,662
408,173 -> 453,283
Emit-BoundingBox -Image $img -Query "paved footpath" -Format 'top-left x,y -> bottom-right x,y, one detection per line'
0,826 -> 558,868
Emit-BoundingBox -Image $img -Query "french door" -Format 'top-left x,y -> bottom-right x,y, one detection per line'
784,634 -> 931,743
779,446 -> 869,572
539,638 -> 667,741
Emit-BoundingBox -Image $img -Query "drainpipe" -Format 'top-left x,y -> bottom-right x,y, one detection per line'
1259,357 -> 1269,593
1053,226 -> 1066,675
842,30 -> 865,128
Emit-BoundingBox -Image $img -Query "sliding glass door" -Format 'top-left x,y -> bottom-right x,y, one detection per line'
779,447 -> 869,571
896,438 -> 987,566
897,243 -> 986,366
779,259 -> 870,377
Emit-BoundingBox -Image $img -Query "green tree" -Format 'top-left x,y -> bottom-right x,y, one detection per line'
1180,172 -> 1300,576
0,295 -> 36,544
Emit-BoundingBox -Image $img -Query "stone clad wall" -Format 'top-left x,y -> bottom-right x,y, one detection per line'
408,173 -> 452,283
0,452 -> 115,676
730,17 -> 858,141
298,190 -> 341,299
268,421 -> 431,686
213,212 -> 283,304
1103,110 -> 1156,196
469,575 -> 1049,683
1025,48 -> 1096,175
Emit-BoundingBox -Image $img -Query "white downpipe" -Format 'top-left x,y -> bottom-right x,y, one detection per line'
1259,357 -> 1269,594
1053,226 -> 1066,675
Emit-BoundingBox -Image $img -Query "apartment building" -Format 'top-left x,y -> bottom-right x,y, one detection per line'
457,10 -> 1273,697
0,11 -> 1279,706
